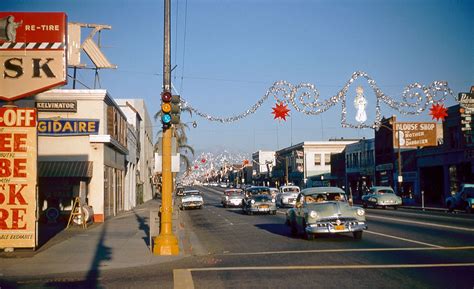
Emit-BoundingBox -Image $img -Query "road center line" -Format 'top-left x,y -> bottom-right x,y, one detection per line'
365,230 -> 443,248
367,214 -> 474,232
174,269 -> 195,289
185,263 -> 474,273
219,246 -> 474,256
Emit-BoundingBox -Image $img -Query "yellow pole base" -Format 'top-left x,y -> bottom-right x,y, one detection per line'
153,233 -> 179,255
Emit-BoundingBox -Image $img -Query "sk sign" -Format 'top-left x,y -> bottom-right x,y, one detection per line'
0,12 -> 67,101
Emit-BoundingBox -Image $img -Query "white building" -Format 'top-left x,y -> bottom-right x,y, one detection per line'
116,101 -> 142,211
16,89 -> 128,222
275,140 -> 358,187
115,99 -> 156,202
252,150 -> 275,185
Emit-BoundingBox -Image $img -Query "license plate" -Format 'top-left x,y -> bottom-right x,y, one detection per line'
259,205 -> 269,209
334,225 -> 345,231
472,204 -> 474,208
288,198 -> 295,203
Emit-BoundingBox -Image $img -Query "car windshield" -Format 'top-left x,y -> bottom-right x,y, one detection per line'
229,192 -> 243,197
248,188 -> 271,195
374,189 -> 394,194
283,188 -> 299,193
305,192 -> 346,203
252,195 -> 272,202
184,191 -> 200,196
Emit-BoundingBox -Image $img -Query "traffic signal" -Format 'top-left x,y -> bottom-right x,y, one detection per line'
161,91 -> 172,130
170,95 -> 181,124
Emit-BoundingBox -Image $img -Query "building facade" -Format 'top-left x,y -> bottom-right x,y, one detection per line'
15,89 -> 128,222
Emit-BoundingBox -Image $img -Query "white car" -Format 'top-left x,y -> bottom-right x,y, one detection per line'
276,185 -> 300,208
179,190 -> 204,210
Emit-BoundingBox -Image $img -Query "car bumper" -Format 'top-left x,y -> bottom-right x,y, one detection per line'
225,200 -> 243,207
280,198 -> 296,206
248,205 -> 277,213
182,202 -> 203,208
305,222 -> 367,234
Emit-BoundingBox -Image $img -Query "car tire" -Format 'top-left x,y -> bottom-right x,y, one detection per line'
290,220 -> 298,236
271,210 -> 277,215
447,202 -> 454,212
303,221 -> 315,240
353,231 -> 363,240
362,202 -> 367,208
393,206 -> 398,210
248,210 -> 253,215
466,206 -> 472,214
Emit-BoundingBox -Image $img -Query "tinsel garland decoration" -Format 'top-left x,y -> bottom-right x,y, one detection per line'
180,71 -> 454,129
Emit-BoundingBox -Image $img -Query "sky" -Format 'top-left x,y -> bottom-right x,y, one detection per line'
2,0 -> 473,155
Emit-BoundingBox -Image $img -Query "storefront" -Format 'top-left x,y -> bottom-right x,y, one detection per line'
17,89 -> 128,222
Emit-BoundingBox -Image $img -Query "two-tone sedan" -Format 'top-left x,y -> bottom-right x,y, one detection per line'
276,185 -> 300,208
221,188 -> 244,208
446,184 -> 474,213
362,186 -> 402,209
286,187 -> 367,240
178,189 -> 204,210
242,186 -> 277,215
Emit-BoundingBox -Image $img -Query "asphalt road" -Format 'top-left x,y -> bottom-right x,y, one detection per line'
6,185 -> 474,289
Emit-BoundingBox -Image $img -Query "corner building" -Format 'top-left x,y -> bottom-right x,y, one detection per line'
18,89 -> 128,222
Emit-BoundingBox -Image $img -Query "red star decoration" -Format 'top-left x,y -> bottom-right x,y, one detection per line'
429,103 -> 448,121
201,158 -> 206,163
271,102 -> 290,121
194,165 -> 198,170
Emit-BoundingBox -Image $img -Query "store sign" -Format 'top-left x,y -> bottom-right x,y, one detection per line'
0,108 -> 37,248
0,12 -> 67,101
393,122 -> 438,148
37,119 -> 99,136
35,100 -> 77,112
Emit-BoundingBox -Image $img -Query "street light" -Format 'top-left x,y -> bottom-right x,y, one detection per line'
375,120 -> 403,194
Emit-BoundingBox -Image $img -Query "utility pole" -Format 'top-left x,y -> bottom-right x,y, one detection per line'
153,0 -> 179,255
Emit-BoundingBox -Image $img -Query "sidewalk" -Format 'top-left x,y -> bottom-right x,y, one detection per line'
0,198 -> 186,278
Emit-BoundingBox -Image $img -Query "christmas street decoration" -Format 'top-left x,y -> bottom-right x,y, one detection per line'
271,102 -> 290,121
429,103 -> 448,121
179,71 -> 455,129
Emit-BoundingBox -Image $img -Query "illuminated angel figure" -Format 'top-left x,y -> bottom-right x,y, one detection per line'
354,86 -> 367,123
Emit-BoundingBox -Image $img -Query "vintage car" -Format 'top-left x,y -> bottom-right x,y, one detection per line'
242,186 -> 277,215
175,185 -> 185,197
178,189 -> 204,210
446,184 -> 474,213
269,187 -> 279,198
286,187 -> 367,240
361,186 -> 402,209
221,188 -> 244,208
276,185 -> 300,208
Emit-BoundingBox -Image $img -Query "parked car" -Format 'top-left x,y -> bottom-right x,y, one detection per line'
178,190 -> 204,210
446,184 -> 474,213
269,187 -> 278,198
286,187 -> 367,240
221,188 -> 244,208
276,185 -> 300,208
361,186 -> 402,209
242,186 -> 277,215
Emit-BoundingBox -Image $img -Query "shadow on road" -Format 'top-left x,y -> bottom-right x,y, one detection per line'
45,222 -> 112,289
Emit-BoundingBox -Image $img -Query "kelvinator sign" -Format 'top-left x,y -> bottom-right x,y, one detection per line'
0,12 -> 67,101
0,108 -> 37,248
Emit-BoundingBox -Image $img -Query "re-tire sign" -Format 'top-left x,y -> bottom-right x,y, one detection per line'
0,12 -> 67,101
0,108 -> 37,248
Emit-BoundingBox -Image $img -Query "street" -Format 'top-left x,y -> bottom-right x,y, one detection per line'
3,185 -> 474,289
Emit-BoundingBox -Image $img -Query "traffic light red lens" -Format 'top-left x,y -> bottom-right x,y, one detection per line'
161,92 -> 172,102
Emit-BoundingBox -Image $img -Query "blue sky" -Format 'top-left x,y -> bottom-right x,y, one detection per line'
2,0 -> 473,154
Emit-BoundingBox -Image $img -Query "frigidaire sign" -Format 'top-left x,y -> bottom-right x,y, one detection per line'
0,12 -> 67,101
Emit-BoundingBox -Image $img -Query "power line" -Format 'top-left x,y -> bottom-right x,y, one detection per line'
179,0 -> 188,94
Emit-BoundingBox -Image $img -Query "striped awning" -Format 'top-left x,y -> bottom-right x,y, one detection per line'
38,161 -> 93,178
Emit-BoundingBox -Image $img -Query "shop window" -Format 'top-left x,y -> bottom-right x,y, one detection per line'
324,154 -> 331,166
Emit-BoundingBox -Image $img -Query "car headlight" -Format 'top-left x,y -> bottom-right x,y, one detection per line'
272,198 -> 276,203
309,211 -> 318,219
251,200 -> 255,204
356,208 -> 365,216
225,196 -> 229,200
369,197 -> 377,203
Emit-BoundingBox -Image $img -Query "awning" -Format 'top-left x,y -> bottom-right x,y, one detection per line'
39,161 -> 93,178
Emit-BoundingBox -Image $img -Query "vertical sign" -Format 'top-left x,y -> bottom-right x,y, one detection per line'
0,108 -> 37,248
